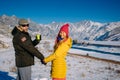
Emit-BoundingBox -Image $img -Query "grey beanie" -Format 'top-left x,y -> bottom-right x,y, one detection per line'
18,19 -> 29,25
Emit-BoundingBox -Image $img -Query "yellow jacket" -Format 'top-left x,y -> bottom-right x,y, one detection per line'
44,37 -> 72,78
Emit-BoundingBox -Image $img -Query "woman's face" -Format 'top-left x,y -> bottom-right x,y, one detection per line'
59,31 -> 67,39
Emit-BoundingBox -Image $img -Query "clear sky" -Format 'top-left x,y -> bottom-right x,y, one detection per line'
0,0 -> 120,24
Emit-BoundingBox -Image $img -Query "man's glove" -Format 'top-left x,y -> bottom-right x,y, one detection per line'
36,34 -> 41,41
41,59 -> 46,65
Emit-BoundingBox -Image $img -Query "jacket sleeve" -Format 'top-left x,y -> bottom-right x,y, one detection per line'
32,39 -> 40,46
17,36 -> 44,60
44,43 -> 70,63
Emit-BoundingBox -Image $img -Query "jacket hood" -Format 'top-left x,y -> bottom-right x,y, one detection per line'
11,27 -> 20,36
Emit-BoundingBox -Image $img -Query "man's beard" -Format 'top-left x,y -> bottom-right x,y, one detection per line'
23,29 -> 28,32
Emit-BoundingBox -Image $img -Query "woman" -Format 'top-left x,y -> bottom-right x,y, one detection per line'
44,23 -> 72,80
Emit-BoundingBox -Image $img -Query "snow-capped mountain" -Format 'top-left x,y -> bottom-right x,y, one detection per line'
0,15 -> 120,41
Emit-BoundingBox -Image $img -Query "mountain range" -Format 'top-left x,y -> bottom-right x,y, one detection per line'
0,14 -> 120,41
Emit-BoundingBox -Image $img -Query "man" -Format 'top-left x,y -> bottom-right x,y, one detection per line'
11,19 -> 45,80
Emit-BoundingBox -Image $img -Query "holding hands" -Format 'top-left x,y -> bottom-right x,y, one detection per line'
41,59 -> 46,65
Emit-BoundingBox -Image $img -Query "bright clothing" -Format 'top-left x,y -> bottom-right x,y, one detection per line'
44,37 -> 72,78
52,78 -> 66,80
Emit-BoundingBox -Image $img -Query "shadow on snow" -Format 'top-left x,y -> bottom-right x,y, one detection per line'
0,71 -> 15,80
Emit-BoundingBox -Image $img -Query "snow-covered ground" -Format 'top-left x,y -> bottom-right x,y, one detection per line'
78,40 -> 120,47
70,43 -> 120,62
0,40 -> 120,80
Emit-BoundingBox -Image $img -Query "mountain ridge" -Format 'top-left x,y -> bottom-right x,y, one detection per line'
0,15 -> 120,41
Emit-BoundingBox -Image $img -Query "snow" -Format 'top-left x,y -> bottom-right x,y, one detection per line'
0,40 -> 120,80
69,48 -> 120,62
0,34 -> 12,43
70,41 -> 120,62
78,40 -> 120,46
66,55 -> 120,80
34,78 -> 48,80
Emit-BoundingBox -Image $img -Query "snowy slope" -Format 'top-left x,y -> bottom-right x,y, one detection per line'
0,40 -> 120,80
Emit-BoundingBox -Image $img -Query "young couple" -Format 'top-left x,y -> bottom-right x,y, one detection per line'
11,19 -> 72,80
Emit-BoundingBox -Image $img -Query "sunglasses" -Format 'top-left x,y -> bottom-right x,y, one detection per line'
21,24 -> 29,27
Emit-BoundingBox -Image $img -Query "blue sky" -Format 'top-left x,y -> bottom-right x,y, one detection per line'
0,0 -> 120,24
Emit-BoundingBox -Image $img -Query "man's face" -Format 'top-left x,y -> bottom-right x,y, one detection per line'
20,24 -> 29,32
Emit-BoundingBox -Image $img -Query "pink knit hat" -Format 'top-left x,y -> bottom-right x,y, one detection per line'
55,23 -> 69,43
59,23 -> 69,37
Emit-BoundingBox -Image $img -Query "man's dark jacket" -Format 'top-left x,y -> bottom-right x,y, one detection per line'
11,27 -> 44,67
